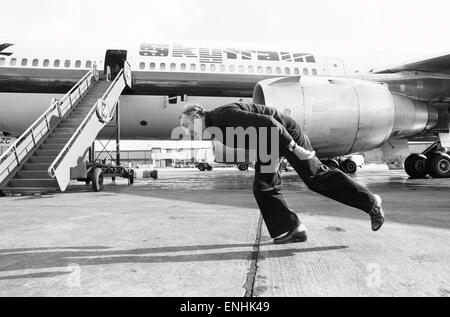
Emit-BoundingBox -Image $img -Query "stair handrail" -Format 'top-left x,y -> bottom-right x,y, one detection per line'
0,67 -> 98,186
48,62 -> 130,179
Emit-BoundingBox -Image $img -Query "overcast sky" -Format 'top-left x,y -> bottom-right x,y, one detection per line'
1,0 -> 450,71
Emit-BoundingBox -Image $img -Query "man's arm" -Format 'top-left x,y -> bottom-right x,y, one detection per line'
213,107 -> 294,149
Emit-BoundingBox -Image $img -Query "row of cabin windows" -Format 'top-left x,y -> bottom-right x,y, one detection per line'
0,58 -> 93,69
139,62 -> 318,76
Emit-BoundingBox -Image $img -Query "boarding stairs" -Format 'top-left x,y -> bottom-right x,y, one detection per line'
0,62 -> 133,194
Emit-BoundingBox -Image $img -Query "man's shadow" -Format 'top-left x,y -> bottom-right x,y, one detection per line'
0,243 -> 348,281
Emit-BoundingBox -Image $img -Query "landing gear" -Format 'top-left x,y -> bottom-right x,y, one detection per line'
404,154 -> 427,178
341,159 -> 358,174
426,152 -> 450,178
237,163 -> 249,171
321,158 -> 358,174
321,159 -> 339,170
404,141 -> 450,178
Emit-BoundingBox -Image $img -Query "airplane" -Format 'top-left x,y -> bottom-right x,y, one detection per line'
0,42 -> 449,178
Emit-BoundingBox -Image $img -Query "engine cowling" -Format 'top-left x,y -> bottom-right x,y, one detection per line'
253,76 -> 437,157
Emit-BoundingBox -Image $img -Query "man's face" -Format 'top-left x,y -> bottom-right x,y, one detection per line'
179,113 -> 202,138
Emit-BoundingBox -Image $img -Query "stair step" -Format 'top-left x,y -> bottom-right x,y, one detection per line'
49,133 -> 73,139
1,187 -> 58,195
45,138 -> 69,144
10,178 -> 57,188
16,170 -> 50,179
54,127 -> 76,133
29,156 -> 54,163
23,163 -> 50,170
36,149 -> 60,156
40,143 -> 64,150
59,124 -> 79,129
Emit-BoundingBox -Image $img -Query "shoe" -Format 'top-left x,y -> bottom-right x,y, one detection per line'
369,195 -> 385,232
273,225 -> 308,244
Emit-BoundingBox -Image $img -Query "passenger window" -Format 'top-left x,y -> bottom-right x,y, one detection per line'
32,59 -> 39,67
229,65 -> 235,72
75,60 -> 81,68
190,64 -> 196,71
248,66 -> 254,73
238,65 -> 244,73
150,62 -> 156,70
266,67 -> 272,74
0,57 -> 5,66
139,62 -> 145,70
10,58 -> 17,66
54,60 -> 60,67
170,63 -> 177,71
285,67 -> 291,75
21,58 -> 28,66
85,60 -> 92,68
257,66 -> 263,74
220,65 -> 226,72
160,63 -> 166,70
64,60 -> 71,68
293,68 -> 300,75
43,59 -> 49,67
276,67 -> 282,75
210,64 -> 216,72
303,68 -> 309,75
312,68 -> 318,76
200,64 -> 206,71
181,63 -> 187,71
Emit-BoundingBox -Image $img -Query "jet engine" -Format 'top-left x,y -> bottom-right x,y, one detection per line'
253,76 -> 438,158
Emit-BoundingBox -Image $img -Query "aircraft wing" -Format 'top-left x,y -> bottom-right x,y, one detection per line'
370,52 -> 450,74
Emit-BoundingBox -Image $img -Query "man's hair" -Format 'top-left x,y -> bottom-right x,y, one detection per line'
182,104 -> 205,117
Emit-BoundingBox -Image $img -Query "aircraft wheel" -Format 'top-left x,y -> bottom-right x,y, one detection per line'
322,159 -> 339,170
426,152 -> 450,178
206,164 -> 213,171
198,163 -> 206,172
92,168 -> 104,192
342,159 -> 358,174
404,153 -> 428,178
238,163 -> 248,171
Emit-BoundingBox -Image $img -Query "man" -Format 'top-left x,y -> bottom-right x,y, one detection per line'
179,103 -> 385,244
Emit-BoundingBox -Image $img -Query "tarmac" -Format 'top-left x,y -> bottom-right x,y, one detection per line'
0,165 -> 449,297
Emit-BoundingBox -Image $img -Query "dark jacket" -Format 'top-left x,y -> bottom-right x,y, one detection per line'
204,103 -> 303,150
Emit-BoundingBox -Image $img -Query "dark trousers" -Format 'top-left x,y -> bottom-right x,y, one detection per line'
253,135 -> 377,238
